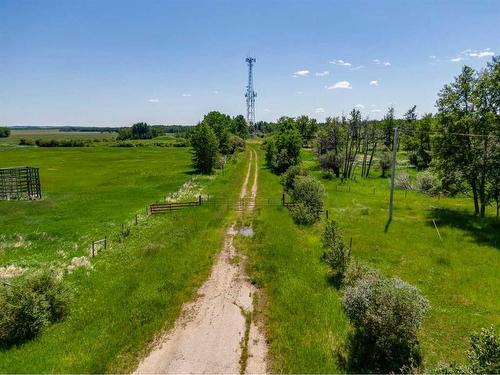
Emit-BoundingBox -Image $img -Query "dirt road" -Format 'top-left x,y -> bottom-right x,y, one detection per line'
135,149 -> 267,374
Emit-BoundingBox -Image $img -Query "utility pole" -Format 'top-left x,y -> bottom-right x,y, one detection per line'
245,57 -> 257,132
388,127 -> 398,221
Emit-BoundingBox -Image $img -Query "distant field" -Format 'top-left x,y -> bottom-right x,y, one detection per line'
0,146 -> 192,267
0,129 -> 117,145
243,147 -> 499,371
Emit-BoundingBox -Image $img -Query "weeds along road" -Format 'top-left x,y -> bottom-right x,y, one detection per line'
135,147 -> 267,374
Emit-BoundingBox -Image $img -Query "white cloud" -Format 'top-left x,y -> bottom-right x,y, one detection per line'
330,59 -> 352,67
373,59 -> 381,64
148,98 -> 159,103
369,80 -> 379,86
181,93 -> 192,97
292,70 -> 310,77
350,65 -> 365,71
315,70 -> 329,76
212,90 -> 220,94
315,107 -> 325,114
296,91 -> 304,95
383,61 -> 391,66
326,81 -> 352,90
264,108 -> 272,112
370,109 -> 382,113
450,57 -> 463,62
466,48 -> 495,58
429,55 -> 437,59
355,104 -> 365,109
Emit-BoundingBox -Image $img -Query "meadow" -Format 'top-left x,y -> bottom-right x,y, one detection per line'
0,146 -> 192,267
240,147 -> 499,372
0,130 -> 117,146
0,137 -> 249,371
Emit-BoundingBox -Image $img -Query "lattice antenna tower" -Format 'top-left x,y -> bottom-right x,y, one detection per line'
245,57 -> 257,131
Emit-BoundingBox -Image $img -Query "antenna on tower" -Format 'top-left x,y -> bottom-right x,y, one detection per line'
245,57 -> 257,132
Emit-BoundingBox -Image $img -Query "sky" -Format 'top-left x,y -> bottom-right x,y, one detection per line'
0,0 -> 499,126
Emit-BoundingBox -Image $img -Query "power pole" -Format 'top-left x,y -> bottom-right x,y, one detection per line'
388,127 -> 399,221
245,57 -> 257,132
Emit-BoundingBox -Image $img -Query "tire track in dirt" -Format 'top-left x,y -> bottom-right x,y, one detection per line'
135,148 -> 267,374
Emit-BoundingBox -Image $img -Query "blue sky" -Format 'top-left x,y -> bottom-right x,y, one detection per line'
1,0 -> 499,126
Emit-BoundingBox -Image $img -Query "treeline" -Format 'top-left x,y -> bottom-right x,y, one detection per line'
262,57 -> 499,217
117,122 -> 160,140
189,112 -> 248,173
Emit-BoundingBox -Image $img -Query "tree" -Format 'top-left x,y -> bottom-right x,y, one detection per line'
0,127 -> 10,138
296,115 -> 318,145
322,220 -> 350,282
265,118 -> 303,174
379,147 -> 392,177
117,122 -> 157,140
200,111 -> 233,155
289,175 -> 324,224
190,123 -> 219,174
383,106 -> 395,149
433,60 -> 500,216
232,115 -> 248,139
404,111 -> 433,170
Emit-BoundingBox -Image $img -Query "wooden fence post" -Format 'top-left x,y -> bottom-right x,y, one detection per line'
92,241 -> 95,257
326,209 -> 329,219
135,214 -> 138,225
104,236 -> 107,249
281,193 -> 285,207
199,195 -> 202,206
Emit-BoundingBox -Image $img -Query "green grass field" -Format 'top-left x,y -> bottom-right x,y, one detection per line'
0,147 -> 192,267
0,130 -> 117,146
241,147 -> 499,372
0,144 -> 248,372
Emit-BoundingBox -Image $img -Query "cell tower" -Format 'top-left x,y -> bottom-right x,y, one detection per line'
245,57 -> 257,131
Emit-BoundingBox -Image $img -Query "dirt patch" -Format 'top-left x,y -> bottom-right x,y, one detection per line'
135,148 -> 267,374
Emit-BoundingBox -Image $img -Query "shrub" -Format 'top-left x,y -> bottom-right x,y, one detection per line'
322,220 -> 350,282
280,165 -> 309,193
289,175 -> 324,224
19,138 -> 35,146
342,275 -> 430,372
0,127 -> 10,138
394,172 -> 412,190
319,151 -> 342,174
0,271 -> 69,347
343,260 -> 380,288
415,171 -> 438,194
430,326 -> 500,374
468,325 -> 500,374
227,134 -> 245,154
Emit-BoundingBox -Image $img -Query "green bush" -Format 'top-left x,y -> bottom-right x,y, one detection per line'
265,124 -> 303,174
0,271 -> 69,347
0,127 -> 10,138
280,165 -> 309,193
415,171 -> 438,194
289,175 -> 324,224
322,220 -> 350,282
319,150 -> 342,174
343,260 -> 380,288
430,326 -> 500,374
394,172 -> 412,190
19,138 -> 35,146
342,275 -> 430,372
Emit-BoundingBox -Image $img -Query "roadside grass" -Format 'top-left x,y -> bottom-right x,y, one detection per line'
0,149 -> 247,373
0,147 -> 192,267
239,148 -> 349,373
243,147 -> 498,372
